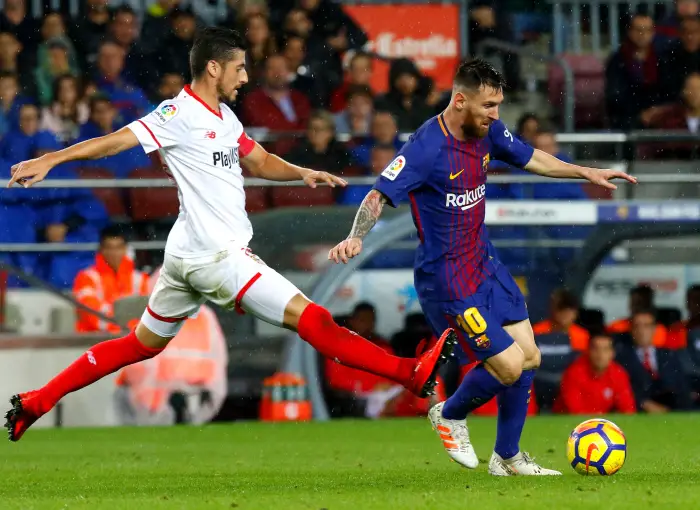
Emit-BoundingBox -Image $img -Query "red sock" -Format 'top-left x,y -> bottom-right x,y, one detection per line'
297,303 -> 415,387
38,331 -> 163,414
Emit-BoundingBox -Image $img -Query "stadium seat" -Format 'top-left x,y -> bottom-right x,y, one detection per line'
245,187 -> 270,213
49,307 -> 77,334
548,54 -> 606,129
78,167 -> 127,218
339,165 -> 368,177
127,168 -> 180,221
581,182 -> 612,200
270,186 -> 335,208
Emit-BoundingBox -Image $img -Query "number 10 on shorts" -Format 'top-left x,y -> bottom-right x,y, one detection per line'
455,307 -> 487,338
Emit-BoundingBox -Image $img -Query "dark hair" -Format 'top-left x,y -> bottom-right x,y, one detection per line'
281,34 -> 304,49
52,74 -> 80,101
308,109 -> 335,131
353,302 -> 376,315
535,122 -> 557,137
630,284 -> 654,301
628,11 -> 652,29
89,93 -> 111,111
374,109 -> 397,122
345,84 -> 373,102
112,5 -> 136,19
516,112 -> 539,133
189,27 -> 247,78
551,288 -> 579,311
100,225 -> 126,244
589,332 -> 613,348
453,58 -> 506,92
688,284 -> 700,295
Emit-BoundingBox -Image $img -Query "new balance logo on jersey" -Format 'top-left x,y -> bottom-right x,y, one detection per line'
205,131 -> 216,139
445,184 -> 486,211
213,147 -> 238,169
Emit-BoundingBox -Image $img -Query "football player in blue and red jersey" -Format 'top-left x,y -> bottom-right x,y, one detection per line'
329,59 -> 636,476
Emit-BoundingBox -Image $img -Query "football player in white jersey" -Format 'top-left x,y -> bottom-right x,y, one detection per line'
4,27 -> 456,441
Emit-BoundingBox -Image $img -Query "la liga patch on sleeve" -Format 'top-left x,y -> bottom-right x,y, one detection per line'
154,104 -> 179,124
381,155 -> 406,181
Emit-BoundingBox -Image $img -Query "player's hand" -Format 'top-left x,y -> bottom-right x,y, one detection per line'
584,167 -> 637,190
302,169 -> 348,189
328,237 -> 363,264
7,156 -> 53,188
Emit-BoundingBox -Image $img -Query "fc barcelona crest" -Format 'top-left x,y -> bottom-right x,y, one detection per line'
482,153 -> 490,172
475,335 -> 491,349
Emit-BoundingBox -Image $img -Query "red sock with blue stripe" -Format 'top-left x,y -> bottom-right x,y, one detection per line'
494,369 -> 536,460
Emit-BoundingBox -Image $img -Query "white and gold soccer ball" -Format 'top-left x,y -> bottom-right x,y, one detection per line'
566,418 -> 627,476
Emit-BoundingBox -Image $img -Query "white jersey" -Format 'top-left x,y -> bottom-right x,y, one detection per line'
127,85 -> 256,258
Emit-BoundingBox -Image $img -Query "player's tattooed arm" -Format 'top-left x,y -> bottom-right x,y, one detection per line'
329,189 -> 387,263
348,190 -> 387,239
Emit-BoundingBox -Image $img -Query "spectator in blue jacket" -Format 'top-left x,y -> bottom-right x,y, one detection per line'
76,94 -> 151,177
350,110 -> 402,168
0,102 -> 40,163
31,131 -> 109,288
0,157 -> 43,287
93,40 -> 151,126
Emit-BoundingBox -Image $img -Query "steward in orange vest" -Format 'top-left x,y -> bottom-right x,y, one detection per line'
532,288 -> 590,351
73,226 -> 149,332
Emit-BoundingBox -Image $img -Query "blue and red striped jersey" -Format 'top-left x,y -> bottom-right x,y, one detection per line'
373,114 -> 534,301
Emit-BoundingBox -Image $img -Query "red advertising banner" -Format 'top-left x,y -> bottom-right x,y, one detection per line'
344,4 -> 461,93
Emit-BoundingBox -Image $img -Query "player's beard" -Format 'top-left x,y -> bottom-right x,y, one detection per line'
460,111 -> 489,139
216,78 -> 238,104
461,121 -> 489,139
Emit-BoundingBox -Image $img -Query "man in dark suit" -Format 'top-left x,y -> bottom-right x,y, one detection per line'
616,309 -> 693,413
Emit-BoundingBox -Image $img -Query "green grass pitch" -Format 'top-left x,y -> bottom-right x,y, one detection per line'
0,414 -> 698,509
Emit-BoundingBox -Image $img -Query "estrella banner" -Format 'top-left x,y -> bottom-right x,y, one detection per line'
343,4 -> 461,93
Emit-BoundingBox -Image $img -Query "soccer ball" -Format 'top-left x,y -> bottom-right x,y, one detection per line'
566,418 -> 627,476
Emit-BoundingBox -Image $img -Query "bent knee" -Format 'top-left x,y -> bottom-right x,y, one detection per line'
497,363 -> 523,386
488,345 -> 524,385
523,347 -> 541,370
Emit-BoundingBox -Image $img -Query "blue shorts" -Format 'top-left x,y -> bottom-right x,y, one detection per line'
419,264 -> 528,364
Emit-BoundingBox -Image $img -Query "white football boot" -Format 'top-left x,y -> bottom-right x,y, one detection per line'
488,451 -> 562,476
427,402 -> 479,469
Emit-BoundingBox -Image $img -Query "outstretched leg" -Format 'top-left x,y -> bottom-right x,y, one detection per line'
5,318 -> 176,441
286,295 -> 455,397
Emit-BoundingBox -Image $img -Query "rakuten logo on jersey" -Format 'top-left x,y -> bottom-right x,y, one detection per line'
213,147 -> 238,169
445,184 -> 486,211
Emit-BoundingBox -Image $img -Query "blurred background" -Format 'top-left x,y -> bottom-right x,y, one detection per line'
1,0 -> 700,428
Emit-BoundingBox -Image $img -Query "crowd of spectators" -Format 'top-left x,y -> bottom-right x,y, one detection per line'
606,1 -> 700,151
0,0 -> 697,288
324,283 -> 700,419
